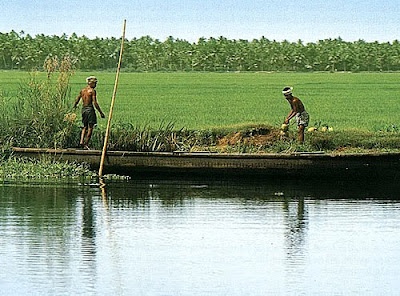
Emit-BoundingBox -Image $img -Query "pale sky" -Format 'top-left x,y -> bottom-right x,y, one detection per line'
0,0 -> 399,42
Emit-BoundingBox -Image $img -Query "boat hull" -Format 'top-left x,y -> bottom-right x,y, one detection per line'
11,147 -> 400,179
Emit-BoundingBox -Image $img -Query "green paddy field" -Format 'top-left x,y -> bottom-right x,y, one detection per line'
1,71 -> 399,132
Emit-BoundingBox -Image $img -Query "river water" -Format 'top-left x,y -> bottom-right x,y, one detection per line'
0,178 -> 400,296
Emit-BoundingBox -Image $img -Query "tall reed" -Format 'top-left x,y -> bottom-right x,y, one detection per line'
0,56 -> 79,148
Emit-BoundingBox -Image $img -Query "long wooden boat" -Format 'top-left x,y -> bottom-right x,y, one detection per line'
11,147 -> 400,179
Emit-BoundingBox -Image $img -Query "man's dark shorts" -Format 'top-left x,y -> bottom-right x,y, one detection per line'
82,106 -> 97,127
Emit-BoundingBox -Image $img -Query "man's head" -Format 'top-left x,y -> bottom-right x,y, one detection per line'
282,86 -> 293,98
86,76 -> 98,87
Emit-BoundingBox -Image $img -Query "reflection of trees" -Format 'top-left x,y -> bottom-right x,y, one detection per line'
100,177 -> 400,214
0,185 -> 101,288
105,182 -> 188,209
0,185 -> 83,284
106,183 -> 151,208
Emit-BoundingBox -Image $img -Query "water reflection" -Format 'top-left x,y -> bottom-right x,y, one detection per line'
82,194 -> 96,254
99,177 -> 400,209
283,197 -> 307,257
1,177 -> 399,295
282,197 -> 308,293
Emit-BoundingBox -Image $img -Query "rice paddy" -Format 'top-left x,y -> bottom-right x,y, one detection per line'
1,71 -> 399,132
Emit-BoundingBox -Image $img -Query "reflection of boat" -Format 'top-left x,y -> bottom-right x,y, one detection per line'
12,147 -> 400,179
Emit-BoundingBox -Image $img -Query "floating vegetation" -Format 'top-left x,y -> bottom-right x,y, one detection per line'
0,156 -> 97,181
101,174 -> 131,181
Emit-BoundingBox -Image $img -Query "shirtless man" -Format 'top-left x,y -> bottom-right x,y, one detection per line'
282,86 -> 309,143
73,76 -> 105,149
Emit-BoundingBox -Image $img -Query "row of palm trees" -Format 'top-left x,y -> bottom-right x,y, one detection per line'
1,30 -> 400,72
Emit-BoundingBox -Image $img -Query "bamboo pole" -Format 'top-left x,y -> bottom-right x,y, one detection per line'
99,19 -> 126,178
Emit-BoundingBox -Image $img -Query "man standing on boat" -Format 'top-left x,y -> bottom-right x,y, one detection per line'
73,76 -> 105,149
282,86 -> 309,143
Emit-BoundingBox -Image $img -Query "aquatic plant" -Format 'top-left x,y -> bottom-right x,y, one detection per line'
0,156 -> 96,180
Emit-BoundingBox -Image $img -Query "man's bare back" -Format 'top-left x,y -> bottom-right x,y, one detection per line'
289,97 -> 305,114
74,85 -> 103,114
80,86 -> 96,107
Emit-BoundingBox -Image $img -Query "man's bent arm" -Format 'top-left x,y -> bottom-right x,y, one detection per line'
285,110 -> 296,123
92,91 -> 105,117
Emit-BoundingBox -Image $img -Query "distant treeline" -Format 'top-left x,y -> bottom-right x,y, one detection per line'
2,30 -> 400,72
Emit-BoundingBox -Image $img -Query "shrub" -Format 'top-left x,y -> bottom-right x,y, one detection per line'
0,56 -> 79,148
